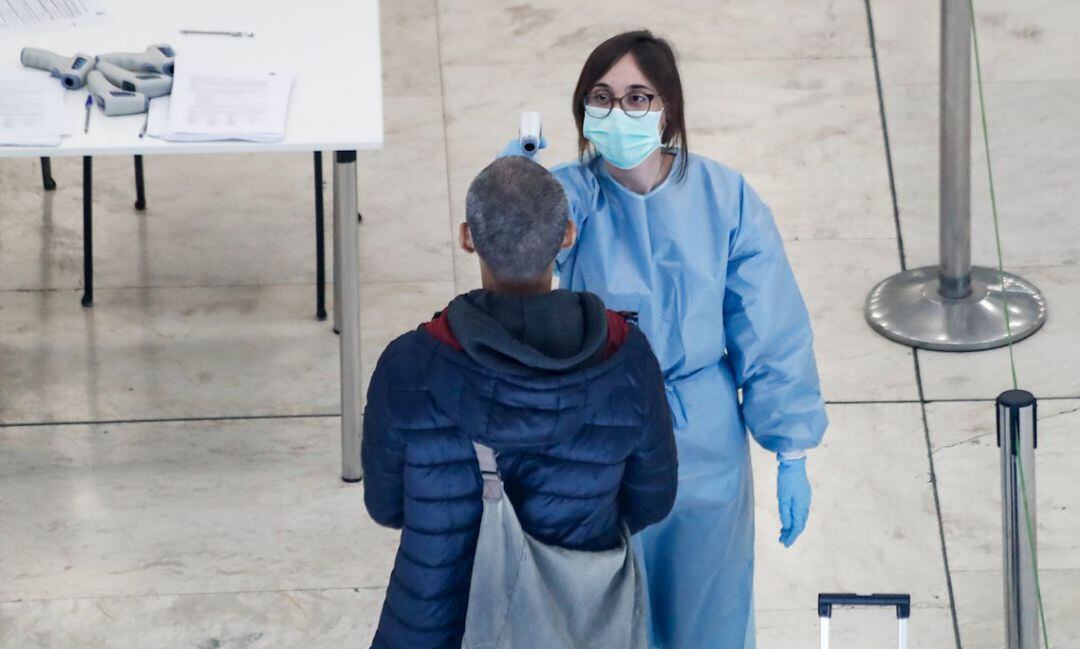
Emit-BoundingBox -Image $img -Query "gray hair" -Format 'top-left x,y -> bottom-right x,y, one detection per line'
465,157 -> 570,282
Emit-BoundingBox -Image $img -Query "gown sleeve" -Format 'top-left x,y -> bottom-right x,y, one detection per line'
550,163 -> 596,275
723,176 -> 828,455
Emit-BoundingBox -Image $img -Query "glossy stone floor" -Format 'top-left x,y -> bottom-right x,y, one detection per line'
2,1 -> 1078,647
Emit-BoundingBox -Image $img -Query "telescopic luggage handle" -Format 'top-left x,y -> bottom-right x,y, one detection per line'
818,593 -> 911,618
818,593 -> 911,649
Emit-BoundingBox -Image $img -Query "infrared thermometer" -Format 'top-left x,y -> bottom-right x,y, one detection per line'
96,44 -> 176,75
20,48 -> 94,89
519,111 -> 542,153
95,60 -> 173,98
88,70 -> 149,116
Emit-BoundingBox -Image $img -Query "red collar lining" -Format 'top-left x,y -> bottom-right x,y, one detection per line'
422,309 -> 630,359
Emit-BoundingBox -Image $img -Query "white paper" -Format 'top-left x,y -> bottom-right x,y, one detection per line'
0,71 -> 71,146
156,60 -> 292,143
145,95 -> 170,138
0,0 -> 105,32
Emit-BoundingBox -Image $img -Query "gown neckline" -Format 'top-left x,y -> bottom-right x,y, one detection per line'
596,149 -> 681,201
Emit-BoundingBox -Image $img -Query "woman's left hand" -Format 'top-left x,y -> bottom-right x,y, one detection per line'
497,136 -> 548,160
777,457 -> 812,547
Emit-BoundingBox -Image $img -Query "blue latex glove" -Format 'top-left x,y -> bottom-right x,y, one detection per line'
497,136 -> 548,159
777,457 -> 811,547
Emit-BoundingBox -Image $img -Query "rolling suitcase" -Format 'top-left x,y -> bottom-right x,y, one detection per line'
818,593 -> 911,649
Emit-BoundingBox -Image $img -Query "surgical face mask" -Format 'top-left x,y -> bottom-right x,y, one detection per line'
583,108 -> 664,170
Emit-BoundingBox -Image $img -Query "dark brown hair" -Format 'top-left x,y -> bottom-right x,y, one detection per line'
572,30 -> 689,180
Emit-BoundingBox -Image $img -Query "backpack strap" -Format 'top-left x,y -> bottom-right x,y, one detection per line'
473,443 -> 503,501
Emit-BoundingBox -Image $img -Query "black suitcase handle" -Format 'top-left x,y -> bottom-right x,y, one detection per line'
818,593 -> 911,619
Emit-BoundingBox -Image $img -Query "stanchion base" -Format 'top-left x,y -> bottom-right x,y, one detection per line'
865,266 -> 1047,351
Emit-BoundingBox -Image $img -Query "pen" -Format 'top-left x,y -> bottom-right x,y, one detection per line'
180,29 -> 254,37
83,94 -> 92,133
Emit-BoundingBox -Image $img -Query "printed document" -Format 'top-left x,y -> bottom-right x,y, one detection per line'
159,61 -> 292,143
0,0 -> 105,31
0,71 -> 71,146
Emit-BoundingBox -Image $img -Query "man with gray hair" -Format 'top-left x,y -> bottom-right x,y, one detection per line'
461,155 -> 573,289
361,156 -> 677,649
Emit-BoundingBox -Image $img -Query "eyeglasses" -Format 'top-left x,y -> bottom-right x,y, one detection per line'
583,88 -> 656,119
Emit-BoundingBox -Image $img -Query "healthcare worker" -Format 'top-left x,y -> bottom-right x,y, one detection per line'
502,30 -> 828,648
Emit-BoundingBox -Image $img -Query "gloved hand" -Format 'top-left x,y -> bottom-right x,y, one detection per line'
497,136 -> 548,159
777,456 -> 811,548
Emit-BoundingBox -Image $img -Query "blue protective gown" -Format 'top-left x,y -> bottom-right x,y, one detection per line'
551,151 -> 828,649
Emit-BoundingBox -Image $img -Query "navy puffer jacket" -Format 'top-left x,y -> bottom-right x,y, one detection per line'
362,290 -> 677,649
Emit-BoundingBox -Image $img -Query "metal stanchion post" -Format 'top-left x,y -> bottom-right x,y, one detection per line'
335,151 -> 363,483
938,0 -> 972,300
997,390 -> 1039,649
864,0 -> 1046,351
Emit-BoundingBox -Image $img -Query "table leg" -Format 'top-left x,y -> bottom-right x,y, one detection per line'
134,155 -> 147,211
335,151 -> 362,482
40,157 -> 56,191
332,157 -> 343,335
314,152 -> 327,321
81,156 -> 93,308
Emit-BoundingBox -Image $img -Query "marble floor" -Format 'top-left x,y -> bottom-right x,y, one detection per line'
1,1 -> 1078,647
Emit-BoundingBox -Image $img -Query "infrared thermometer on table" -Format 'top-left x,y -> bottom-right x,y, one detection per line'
95,60 -> 173,98
20,48 -> 95,89
519,111 -> 542,153
87,71 -> 149,116
97,44 -> 176,75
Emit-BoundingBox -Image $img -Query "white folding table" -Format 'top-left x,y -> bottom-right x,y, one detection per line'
0,0 -> 383,481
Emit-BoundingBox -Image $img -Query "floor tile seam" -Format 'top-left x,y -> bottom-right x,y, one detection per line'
881,78 -> 1080,89
858,9 -> 961,625
11,397 -> 1075,429
380,92 -> 444,100
0,278 -> 456,295
829,396 -> 1080,405
0,413 -> 341,429
949,567 -> 1080,574
437,55 -> 874,68
432,0 -> 459,290
825,399 -> 922,405
863,0 -> 960,644
684,55 -> 874,63
999,263 -> 1080,272
0,584 -> 386,605
1,284 -> 317,294
890,263 -> 1080,273
862,0 -> 906,273
913,348 -> 964,649
920,395 -> 1080,403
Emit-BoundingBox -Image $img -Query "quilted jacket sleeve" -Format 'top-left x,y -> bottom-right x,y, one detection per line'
619,342 -> 678,535
361,346 -> 406,529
